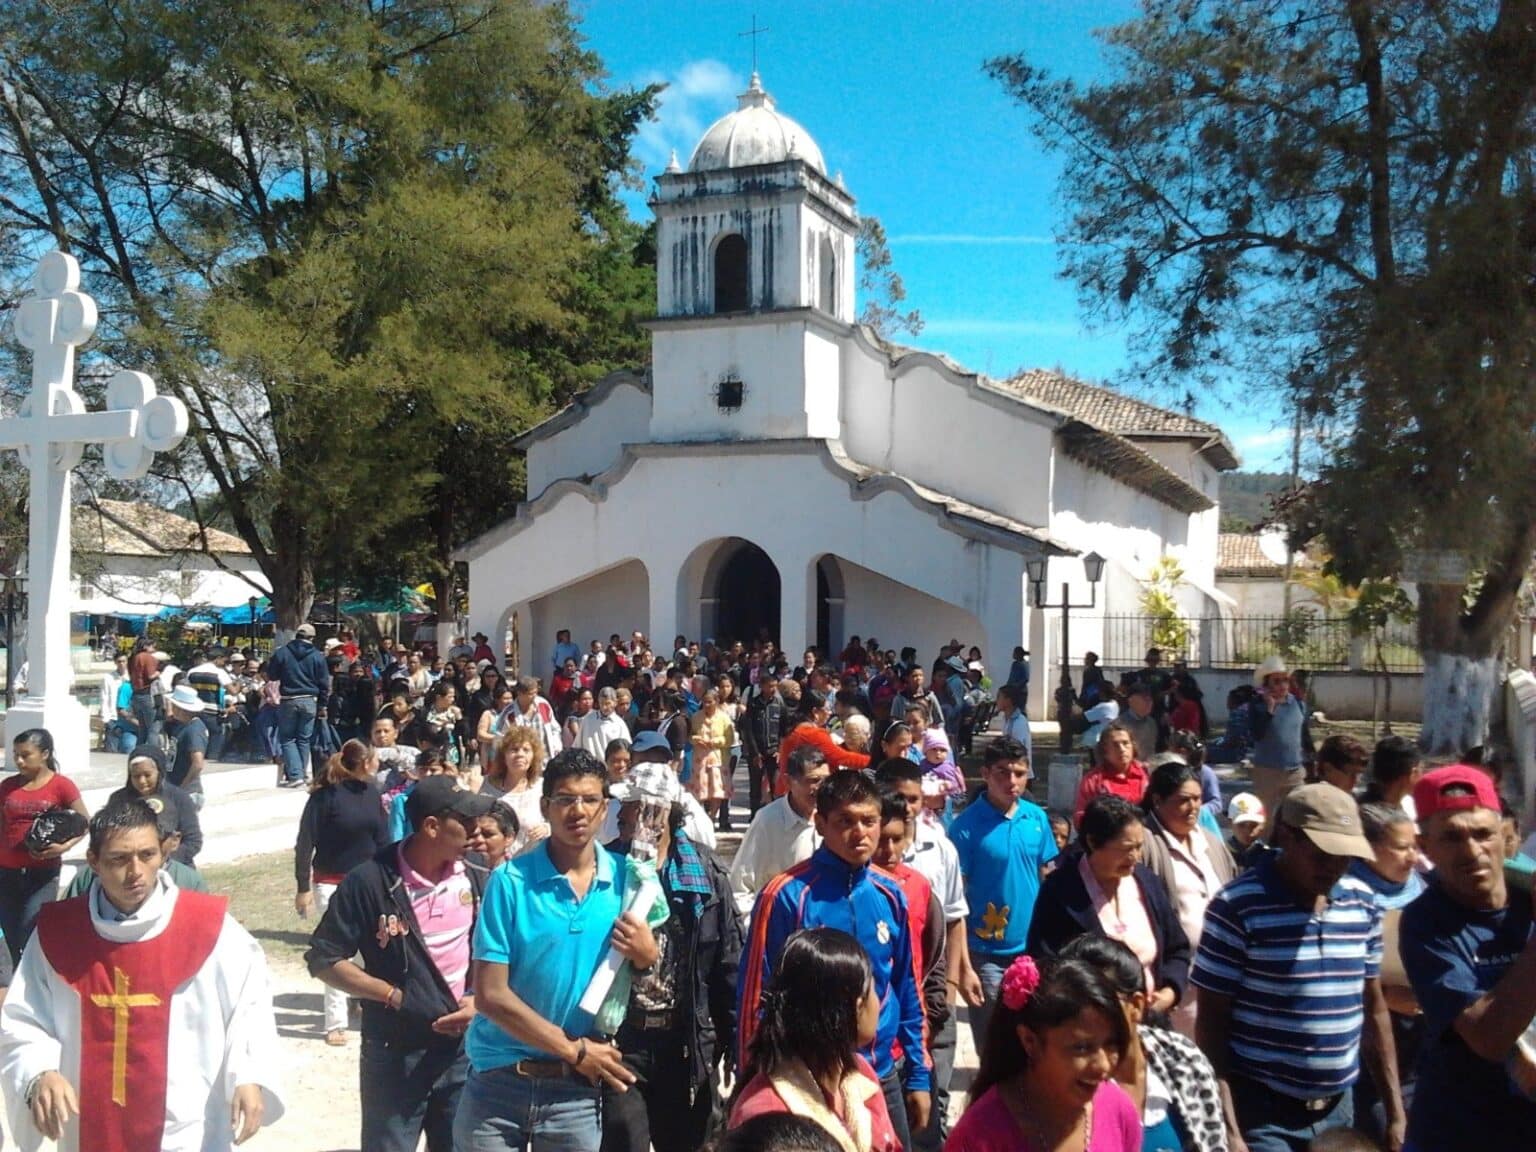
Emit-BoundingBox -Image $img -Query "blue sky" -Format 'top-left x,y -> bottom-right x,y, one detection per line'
574,1 -> 1292,472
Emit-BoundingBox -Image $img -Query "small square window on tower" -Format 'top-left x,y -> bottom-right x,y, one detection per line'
714,375 -> 745,412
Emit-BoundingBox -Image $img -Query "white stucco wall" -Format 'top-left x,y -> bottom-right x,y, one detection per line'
650,318 -> 842,442
524,379 -> 652,500
652,164 -> 857,318
1133,440 -> 1221,588
520,559 -> 650,676
835,558 -> 994,671
74,553 -> 269,613
463,444 -> 1029,678
838,337 -> 1054,529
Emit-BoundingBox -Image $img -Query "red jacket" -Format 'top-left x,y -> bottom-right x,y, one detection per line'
1073,761 -> 1150,826
774,724 -> 871,796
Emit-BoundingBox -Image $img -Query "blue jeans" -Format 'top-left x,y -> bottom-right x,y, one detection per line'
360,1035 -> 466,1152
453,1065 -> 602,1151
1232,1074 -> 1354,1152
130,688 -> 161,750
966,955 -> 1010,1057
278,696 -> 317,783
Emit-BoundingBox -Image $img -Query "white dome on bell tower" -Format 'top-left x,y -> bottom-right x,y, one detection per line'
688,72 -> 827,174
646,71 -> 857,446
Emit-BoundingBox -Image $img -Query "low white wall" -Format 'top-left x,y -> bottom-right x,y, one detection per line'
1098,665 -> 1423,724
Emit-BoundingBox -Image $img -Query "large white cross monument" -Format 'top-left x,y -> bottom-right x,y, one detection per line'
0,251 -> 188,770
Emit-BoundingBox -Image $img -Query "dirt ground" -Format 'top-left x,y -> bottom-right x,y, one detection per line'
203,854 -> 363,1152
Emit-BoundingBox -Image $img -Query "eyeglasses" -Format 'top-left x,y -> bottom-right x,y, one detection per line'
548,794 -> 605,811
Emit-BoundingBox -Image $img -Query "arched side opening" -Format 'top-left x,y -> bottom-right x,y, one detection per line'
714,233 -> 750,313
717,542 -> 780,648
818,235 -> 837,315
816,554 -> 846,658
689,537 -> 781,648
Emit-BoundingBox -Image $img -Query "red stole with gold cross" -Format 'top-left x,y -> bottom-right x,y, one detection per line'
35,889 -> 227,1152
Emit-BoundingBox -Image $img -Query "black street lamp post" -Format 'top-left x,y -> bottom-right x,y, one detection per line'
1025,552 -> 1105,755
248,596 -> 259,653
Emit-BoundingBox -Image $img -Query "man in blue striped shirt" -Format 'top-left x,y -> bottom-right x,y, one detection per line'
1193,783 -> 1405,1152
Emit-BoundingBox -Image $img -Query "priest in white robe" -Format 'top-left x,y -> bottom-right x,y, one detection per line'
0,796 -> 284,1151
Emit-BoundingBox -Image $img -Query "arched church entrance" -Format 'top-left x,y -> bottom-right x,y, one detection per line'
712,540 -> 780,647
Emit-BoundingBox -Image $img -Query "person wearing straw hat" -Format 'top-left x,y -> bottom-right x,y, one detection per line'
1245,655 -> 1312,835
165,684 -> 210,810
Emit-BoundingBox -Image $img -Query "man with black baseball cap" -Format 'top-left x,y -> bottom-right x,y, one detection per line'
1398,765 -> 1536,1150
305,773 -> 491,1151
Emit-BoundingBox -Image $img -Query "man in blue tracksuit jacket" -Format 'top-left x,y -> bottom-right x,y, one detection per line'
740,770 -> 931,1151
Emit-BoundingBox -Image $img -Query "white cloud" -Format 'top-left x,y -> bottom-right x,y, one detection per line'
632,59 -> 743,175
1234,427 -> 1292,453
888,233 -> 1056,246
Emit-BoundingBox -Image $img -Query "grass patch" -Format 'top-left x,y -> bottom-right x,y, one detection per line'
202,851 -> 310,972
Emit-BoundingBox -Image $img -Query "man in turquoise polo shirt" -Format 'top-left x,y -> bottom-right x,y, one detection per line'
454,748 -> 659,1151
948,736 -> 1058,1050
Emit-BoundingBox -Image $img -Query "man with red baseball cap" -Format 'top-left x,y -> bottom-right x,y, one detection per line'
1398,765 -> 1536,1150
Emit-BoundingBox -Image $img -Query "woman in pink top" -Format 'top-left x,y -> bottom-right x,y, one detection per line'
946,954 -> 1142,1152
729,928 -> 900,1152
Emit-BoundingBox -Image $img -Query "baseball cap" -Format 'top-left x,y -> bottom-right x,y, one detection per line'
295,623 -> 316,639
404,777 -> 489,827
631,731 -> 672,756
1278,783 -> 1373,859
609,761 -> 683,806
1413,764 -> 1501,823
1227,792 -> 1266,827
324,638 -> 342,652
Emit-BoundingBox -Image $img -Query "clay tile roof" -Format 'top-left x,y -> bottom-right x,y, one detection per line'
77,500 -> 251,557
999,369 -> 1239,469
1056,422 -> 1214,515
1217,532 -> 1286,577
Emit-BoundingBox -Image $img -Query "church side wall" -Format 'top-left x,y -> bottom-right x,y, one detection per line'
525,381 -> 652,498
835,560 -> 989,671
839,349 -> 1053,529
1130,440 -> 1221,589
1049,455 -> 1188,606
527,559 -> 650,675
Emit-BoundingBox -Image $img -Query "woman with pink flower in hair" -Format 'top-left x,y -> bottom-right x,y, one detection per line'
946,954 -> 1142,1152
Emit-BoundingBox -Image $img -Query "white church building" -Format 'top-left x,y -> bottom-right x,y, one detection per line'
459,74 -> 1238,716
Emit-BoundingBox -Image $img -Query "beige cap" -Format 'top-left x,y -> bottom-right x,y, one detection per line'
1278,783 -> 1373,859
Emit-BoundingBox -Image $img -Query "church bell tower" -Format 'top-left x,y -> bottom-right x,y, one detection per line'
648,73 -> 858,443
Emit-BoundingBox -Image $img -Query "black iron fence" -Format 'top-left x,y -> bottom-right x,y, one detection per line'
1064,613 -> 1424,674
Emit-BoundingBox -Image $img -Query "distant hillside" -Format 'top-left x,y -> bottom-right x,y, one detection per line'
1220,471 -> 1290,530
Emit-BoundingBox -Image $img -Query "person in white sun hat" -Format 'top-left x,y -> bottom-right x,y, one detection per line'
165,684 -> 210,810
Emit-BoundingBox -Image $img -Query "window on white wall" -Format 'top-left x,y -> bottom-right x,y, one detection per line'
714,234 -> 749,313
818,235 -> 837,314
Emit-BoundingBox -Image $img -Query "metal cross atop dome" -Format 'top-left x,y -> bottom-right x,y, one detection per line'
739,14 -> 770,73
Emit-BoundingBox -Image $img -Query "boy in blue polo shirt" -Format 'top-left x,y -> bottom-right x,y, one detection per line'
947,736 -> 1057,1051
455,748 -> 659,1152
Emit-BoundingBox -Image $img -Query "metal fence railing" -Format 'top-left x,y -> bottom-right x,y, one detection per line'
1060,613 -> 1424,674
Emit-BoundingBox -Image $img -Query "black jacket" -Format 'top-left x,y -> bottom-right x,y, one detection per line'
304,842 -> 489,1048
610,837 -> 743,1088
107,781 -> 203,865
1025,851 -> 1192,1006
740,691 -> 785,760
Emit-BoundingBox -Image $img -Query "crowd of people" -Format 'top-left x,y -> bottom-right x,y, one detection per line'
1,626 -> 1534,1152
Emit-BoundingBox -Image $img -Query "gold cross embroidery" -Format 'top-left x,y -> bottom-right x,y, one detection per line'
977,902 -> 1010,942
89,968 -> 161,1105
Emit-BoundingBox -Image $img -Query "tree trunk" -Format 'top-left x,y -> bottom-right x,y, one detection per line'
265,505 -> 315,641
1420,651 -> 1500,755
